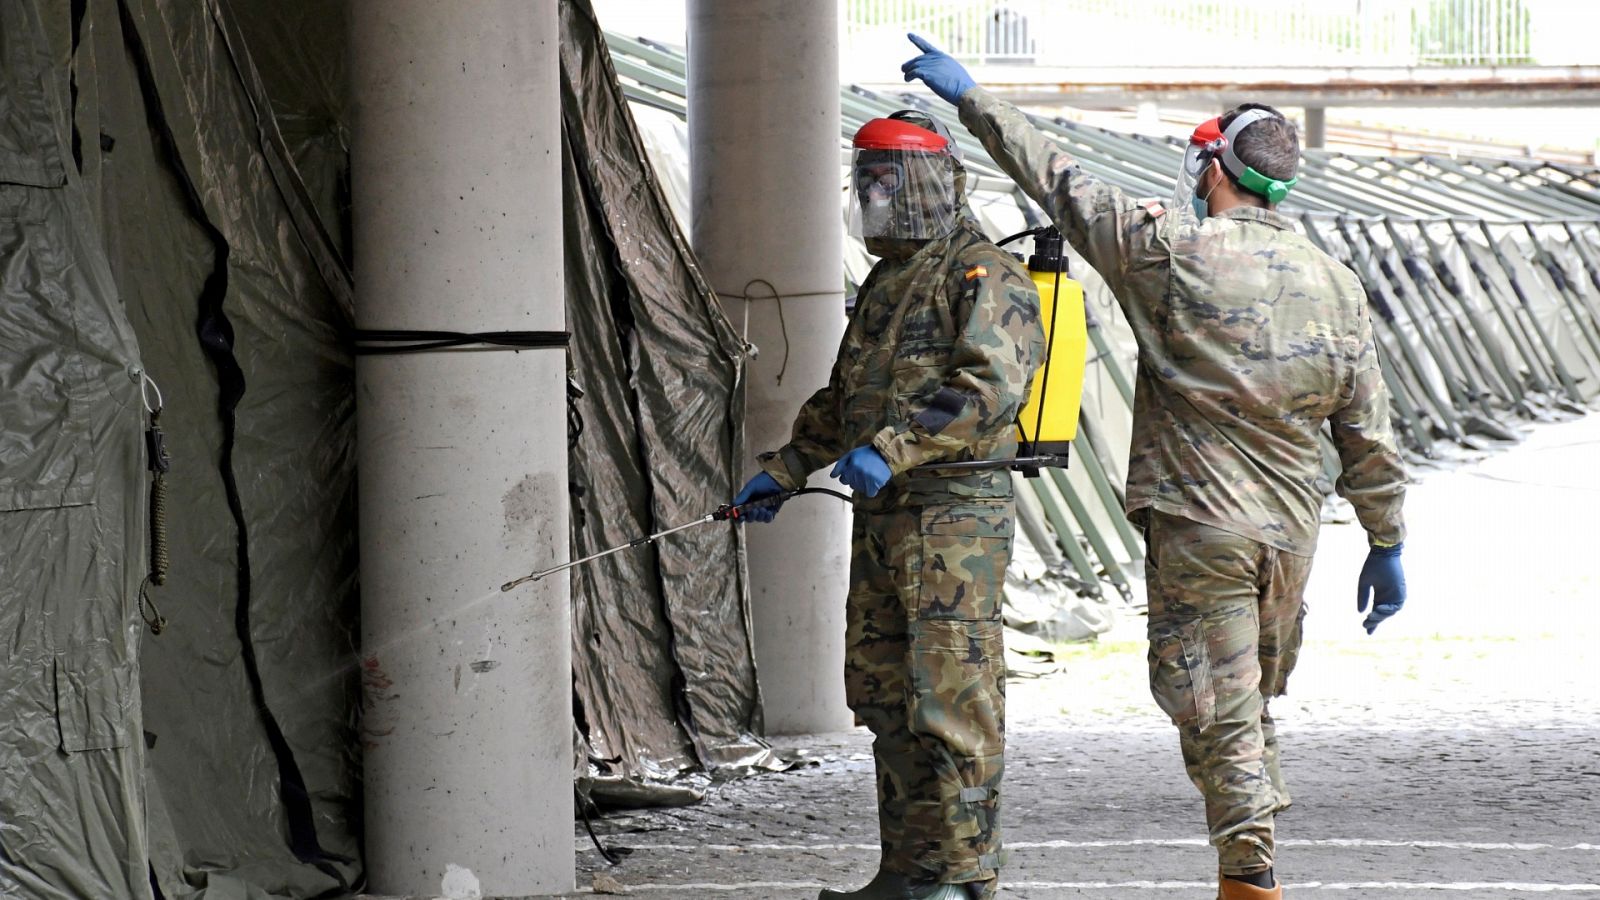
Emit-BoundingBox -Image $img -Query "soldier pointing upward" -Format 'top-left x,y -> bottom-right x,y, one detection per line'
903,34 -> 1409,900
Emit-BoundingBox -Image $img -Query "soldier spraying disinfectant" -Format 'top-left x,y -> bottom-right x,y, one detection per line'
732,110 -> 1045,900
903,35 -> 1410,900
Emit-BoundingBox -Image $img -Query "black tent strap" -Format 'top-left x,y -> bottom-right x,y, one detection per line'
350,328 -> 571,355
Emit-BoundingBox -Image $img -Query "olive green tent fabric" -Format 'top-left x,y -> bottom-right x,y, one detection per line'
5,0 -> 779,896
86,0 -> 360,895
221,2 -> 350,261
560,0 -> 782,787
0,1 -> 151,897
11,0 -> 361,895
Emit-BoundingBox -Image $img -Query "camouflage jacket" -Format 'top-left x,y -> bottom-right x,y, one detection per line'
759,221 -> 1045,510
959,88 -> 1406,554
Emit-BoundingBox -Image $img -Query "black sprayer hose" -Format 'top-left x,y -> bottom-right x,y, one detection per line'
997,226 -> 1047,248
714,486 -> 854,521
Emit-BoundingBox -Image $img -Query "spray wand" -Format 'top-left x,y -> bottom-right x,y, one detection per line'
500,487 -> 853,591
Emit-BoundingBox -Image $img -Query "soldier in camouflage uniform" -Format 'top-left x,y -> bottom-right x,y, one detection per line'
904,36 -> 1410,900
733,110 -> 1045,900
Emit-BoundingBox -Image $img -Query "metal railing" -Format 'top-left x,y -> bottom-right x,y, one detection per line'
848,0 -> 1044,64
846,0 -> 1544,67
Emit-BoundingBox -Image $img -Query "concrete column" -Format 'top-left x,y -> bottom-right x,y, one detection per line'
1305,106 -> 1327,149
688,0 -> 854,734
351,2 -> 572,896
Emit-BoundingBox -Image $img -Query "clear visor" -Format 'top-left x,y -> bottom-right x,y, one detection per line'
847,149 -> 958,242
1172,140 -> 1219,214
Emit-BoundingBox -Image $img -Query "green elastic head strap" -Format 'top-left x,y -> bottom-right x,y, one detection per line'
1220,108 -> 1299,205
1236,165 -> 1299,205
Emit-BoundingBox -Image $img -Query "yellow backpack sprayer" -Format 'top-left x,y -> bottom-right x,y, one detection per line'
915,224 -> 1088,477
1017,225 -> 1088,469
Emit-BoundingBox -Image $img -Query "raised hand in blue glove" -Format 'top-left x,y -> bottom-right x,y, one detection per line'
901,33 -> 977,106
831,446 -> 893,497
733,472 -> 785,524
1357,543 -> 1406,634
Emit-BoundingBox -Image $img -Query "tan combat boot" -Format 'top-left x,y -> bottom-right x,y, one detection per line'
1217,874 -> 1283,900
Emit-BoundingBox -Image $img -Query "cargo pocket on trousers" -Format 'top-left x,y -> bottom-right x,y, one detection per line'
918,501 -> 1014,621
908,617 -> 1005,762
1148,619 -> 1216,732
54,647 -> 132,752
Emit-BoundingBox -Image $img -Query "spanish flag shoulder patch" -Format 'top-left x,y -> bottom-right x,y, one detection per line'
964,264 -> 988,280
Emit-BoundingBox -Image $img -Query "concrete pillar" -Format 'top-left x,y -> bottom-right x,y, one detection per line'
350,2 -> 573,896
1305,106 -> 1327,149
688,0 -> 854,734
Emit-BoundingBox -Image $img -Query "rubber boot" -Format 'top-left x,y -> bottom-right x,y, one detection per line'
819,870 -> 989,900
819,868 -> 904,900
1217,873 -> 1283,900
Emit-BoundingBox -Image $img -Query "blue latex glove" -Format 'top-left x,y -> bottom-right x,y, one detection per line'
831,446 -> 893,497
733,472 -> 785,524
1357,543 -> 1406,634
901,33 -> 977,106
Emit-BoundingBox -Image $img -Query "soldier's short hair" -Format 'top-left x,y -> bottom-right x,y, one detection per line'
1220,103 -> 1300,191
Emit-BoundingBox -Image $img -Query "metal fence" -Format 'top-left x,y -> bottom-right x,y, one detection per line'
846,0 -> 1543,67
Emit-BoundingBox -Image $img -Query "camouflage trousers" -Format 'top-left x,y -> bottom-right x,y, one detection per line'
845,499 -> 1013,888
1143,510 -> 1312,877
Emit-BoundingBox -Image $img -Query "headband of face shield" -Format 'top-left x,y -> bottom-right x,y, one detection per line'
849,113 -> 960,242
1176,108 -> 1300,210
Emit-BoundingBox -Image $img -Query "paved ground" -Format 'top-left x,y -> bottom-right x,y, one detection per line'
543,412 -> 1600,898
